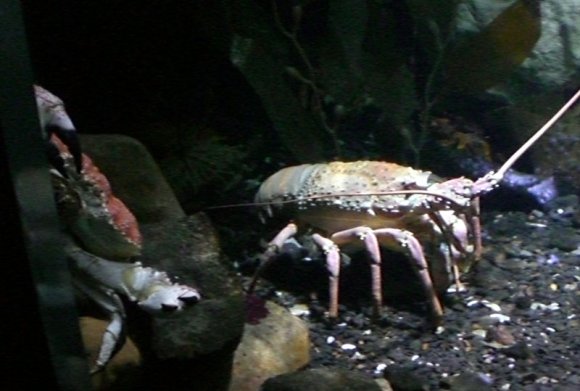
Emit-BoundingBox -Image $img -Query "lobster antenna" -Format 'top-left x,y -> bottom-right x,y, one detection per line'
494,89 -> 580,180
205,189 -> 467,211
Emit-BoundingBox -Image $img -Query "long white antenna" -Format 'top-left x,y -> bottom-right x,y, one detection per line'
495,89 -> 580,179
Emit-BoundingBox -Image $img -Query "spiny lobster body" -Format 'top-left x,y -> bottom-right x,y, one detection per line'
256,161 -> 475,231
254,161 -> 479,323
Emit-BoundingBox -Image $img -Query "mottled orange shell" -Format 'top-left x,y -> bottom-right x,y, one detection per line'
51,135 -> 142,259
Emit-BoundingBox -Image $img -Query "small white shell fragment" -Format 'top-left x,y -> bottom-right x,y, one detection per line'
374,363 -> 387,374
362,329 -> 372,335
489,313 -> 511,323
352,351 -> 366,361
447,284 -> 467,293
526,222 -> 547,228
482,300 -> 502,312
473,329 -> 487,338
289,304 -> 310,317
341,343 -> 357,351
411,354 -> 420,361
531,302 -> 560,311
326,336 -> 336,344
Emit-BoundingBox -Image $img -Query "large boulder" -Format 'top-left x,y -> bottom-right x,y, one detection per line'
80,134 -> 185,223
79,134 -> 246,390
455,0 -> 580,94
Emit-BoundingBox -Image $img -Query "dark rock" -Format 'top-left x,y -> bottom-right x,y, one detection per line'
485,325 -> 515,346
383,365 -> 429,391
514,295 -> 532,310
504,341 -> 533,360
261,368 -> 382,391
75,133 -> 245,390
137,214 -> 245,390
548,227 -> 579,252
448,372 -> 494,391
80,134 -> 185,223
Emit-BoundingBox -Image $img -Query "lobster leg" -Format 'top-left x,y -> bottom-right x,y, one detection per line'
311,234 -> 341,318
332,227 -> 443,324
248,223 -> 298,294
331,227 -> 383,318
373,228 -> 444,325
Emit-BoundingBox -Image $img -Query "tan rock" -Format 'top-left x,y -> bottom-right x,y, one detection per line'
80,316 -> 142,390
230,301 -> 310,391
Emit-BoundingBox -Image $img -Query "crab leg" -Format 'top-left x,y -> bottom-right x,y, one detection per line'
73,279 -> 127,374
66,244 -> 200,370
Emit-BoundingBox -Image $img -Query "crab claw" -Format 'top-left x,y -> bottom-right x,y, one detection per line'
34,85 -> 83,174
138,285 -> 201,314
48,126 -> 83,174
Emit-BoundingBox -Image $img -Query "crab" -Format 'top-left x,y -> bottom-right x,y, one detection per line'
38,86 -> 201,373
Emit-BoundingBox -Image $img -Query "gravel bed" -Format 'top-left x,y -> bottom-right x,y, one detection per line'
243,196 -> 580,390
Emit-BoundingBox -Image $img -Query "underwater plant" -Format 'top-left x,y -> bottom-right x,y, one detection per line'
229,0 -> 542,167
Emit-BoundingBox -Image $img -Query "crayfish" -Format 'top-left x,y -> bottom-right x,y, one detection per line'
248,89 -> 579,325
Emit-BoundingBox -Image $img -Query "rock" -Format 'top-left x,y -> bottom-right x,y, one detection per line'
383,365 -> 429,391
138,214 -> 246,391
504,341 -> 533,360
447,372 -> 494,391
261,368 -> 383,391
229,300 -> 310,391
456,1 -> 580,92
485,325 -> 516,346
80,134 -> 185,223
80,317 -> 142,390
79,134 -> 245,390
548,227 -> 580,252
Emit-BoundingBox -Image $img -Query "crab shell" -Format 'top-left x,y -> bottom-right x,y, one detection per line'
51,135 -> 142,259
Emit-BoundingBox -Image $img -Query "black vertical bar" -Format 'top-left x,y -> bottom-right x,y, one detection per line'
0,1 -> 92,390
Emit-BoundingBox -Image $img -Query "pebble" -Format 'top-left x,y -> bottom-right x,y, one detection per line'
341,343 -> 356,351
447,372 -> 494,391
504,341 -> 532,359
485,325 -> 516,346
289,304 -> 310,317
